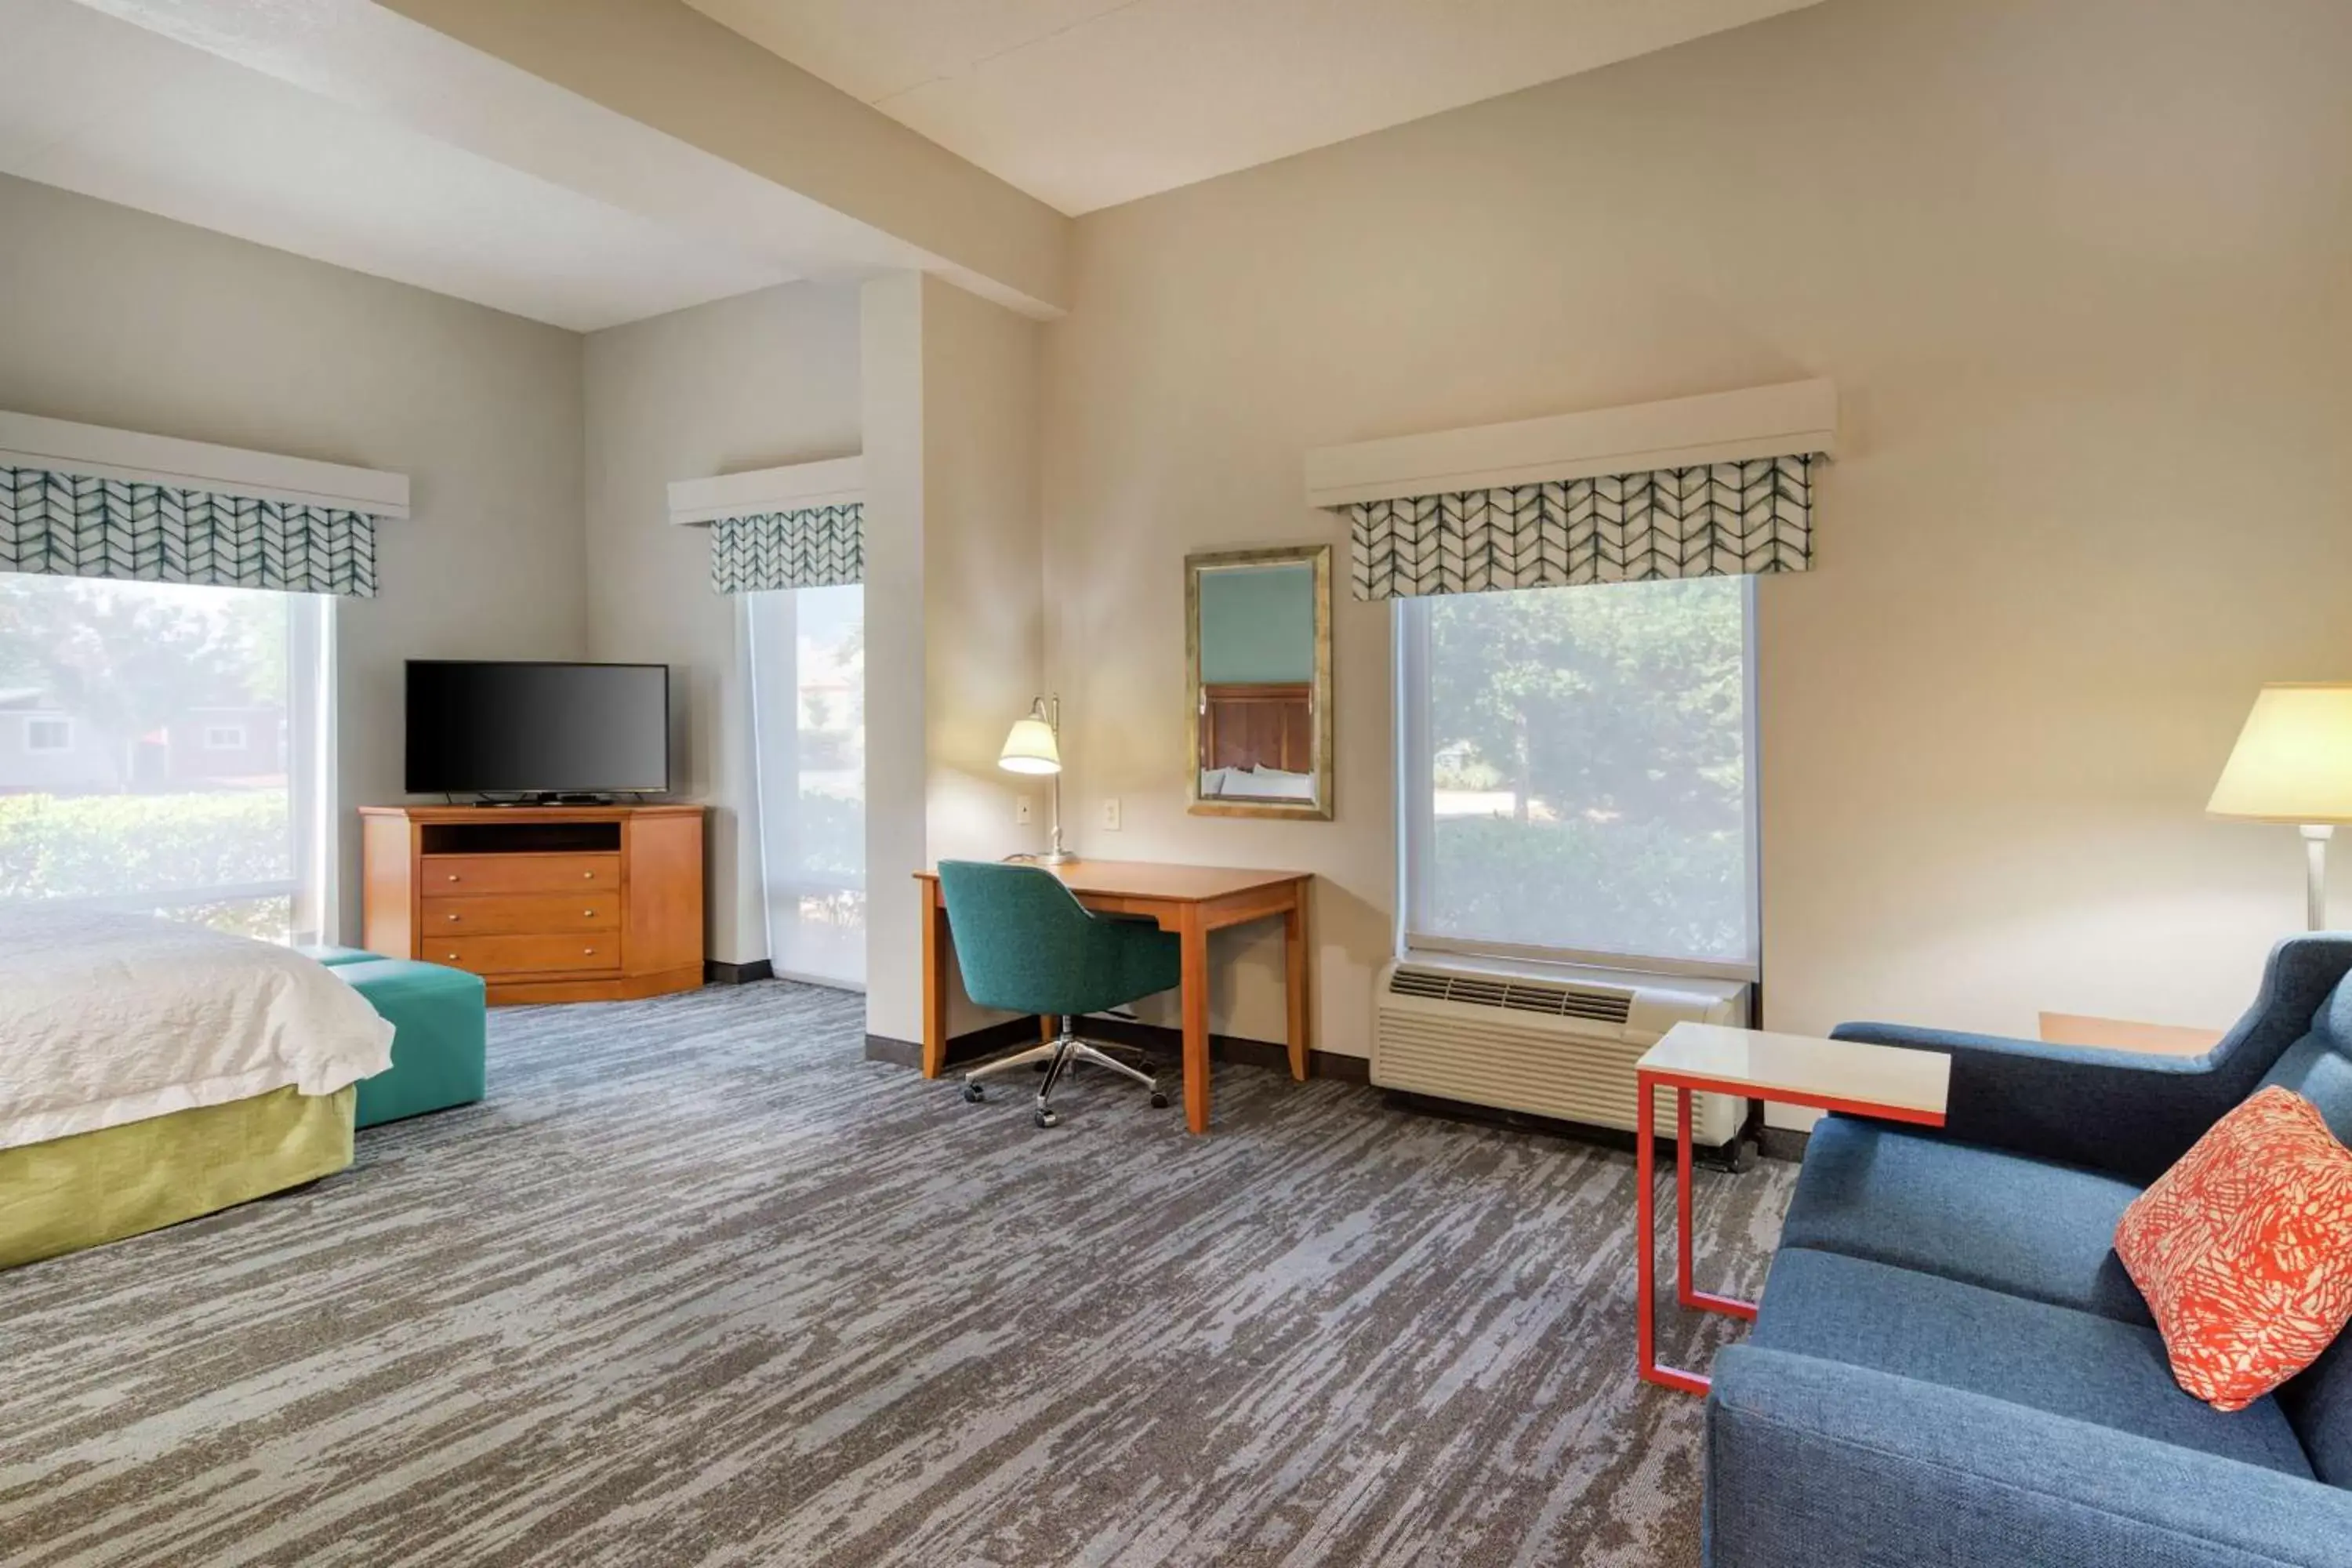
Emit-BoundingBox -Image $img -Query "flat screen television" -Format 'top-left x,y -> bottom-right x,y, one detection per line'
405,660 -> 670,797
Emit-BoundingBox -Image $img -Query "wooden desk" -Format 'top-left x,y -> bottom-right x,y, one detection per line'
914,860 -> 1312,1134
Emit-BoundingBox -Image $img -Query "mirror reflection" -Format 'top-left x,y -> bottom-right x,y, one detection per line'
1187,545 -> 1332,819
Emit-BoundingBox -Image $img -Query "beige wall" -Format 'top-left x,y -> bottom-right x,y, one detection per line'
923,277 -> 1047,1036
581,281 -> 864,964
920,279 -> 1046,874
0,173 -> 589,939
1042,0 -> 2352,1061
861,272 -> 930,1039
863,273 -> 1047,1044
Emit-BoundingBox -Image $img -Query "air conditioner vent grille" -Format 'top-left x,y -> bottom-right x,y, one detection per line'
1387,964 -> 1632,1025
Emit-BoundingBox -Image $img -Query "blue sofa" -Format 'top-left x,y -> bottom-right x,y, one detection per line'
1705,935 -> 2352,1568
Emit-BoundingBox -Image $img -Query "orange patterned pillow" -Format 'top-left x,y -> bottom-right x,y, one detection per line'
2115,1085 -> 2352,1411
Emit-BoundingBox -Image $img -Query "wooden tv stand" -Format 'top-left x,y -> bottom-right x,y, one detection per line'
360,804 -> 705,1004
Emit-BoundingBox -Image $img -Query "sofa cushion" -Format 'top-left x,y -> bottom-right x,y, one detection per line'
2260,1037 -> 2352,1150
1752,1247 -> 2314,1478
1779,1115 -> 2152,1327
2281,1333 -> 2352,1487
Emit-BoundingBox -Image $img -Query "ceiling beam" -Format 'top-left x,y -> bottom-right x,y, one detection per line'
64,0 -> 1070,318
374,0 -> 1069,318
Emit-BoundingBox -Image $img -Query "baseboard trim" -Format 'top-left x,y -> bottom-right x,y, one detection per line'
864,1014 -> 1043,1072
705,958 -> 774,985
868,1011 -> 1806,1161
864,1014 -> 1370,1083
1379,1088 -> 1739,1164
1075,1016 -> 1370,1084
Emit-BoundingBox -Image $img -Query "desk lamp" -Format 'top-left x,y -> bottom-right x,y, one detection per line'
999,696 -> 1074,865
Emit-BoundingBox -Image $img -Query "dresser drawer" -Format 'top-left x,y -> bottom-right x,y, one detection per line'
422,854 -> 620,896
427,934 -> 620,976
423,895 -> 620,936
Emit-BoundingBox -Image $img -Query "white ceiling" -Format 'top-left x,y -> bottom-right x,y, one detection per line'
0,0 -> 797,331
684,0 -> 1826,216
0,0 -> 1824,328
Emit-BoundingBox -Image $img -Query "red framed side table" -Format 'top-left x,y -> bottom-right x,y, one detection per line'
1635,1023 -> 1952,1396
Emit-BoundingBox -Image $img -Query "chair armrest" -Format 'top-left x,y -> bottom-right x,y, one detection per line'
1827,1021 -> 2222,1182
1707,1347 -> 2352,1568
1830,934 -> 2352,1183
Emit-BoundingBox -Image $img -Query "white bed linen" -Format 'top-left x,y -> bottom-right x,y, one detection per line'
0,906 -> 394,1151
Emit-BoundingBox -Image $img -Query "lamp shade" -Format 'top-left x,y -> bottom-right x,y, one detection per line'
998,715 -> 1062,775
2208,684 -> 2352,822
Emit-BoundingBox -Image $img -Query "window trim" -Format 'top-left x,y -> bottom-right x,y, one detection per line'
289,597 -> 336,946
24,716 -> 73,752
1392,577 -> 1762,982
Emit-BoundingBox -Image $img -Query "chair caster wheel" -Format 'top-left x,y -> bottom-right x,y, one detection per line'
1034,1108 -> 1059,1129
1150,1092 -> 1169,1109
962,1083 -> 985,1104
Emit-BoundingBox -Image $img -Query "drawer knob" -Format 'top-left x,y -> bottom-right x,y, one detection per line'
447,874 -> 459,883
583,946 -> 596,956
447,913 -> 460,922
445,953 -> 458,960
583,872 -> 596,880
583,909 -> 596,917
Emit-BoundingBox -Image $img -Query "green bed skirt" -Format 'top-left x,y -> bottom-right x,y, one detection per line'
0,1084 -> 355,1271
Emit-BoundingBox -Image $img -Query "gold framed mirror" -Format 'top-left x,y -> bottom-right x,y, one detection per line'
1185,543 -> 1333,820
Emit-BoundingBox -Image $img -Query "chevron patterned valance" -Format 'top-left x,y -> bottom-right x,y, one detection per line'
1,466 -> 378,597
1342,456 -> 1816,601
709,503 -> 863,594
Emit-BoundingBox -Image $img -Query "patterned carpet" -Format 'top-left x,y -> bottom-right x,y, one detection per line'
0,981 -> 1794,1567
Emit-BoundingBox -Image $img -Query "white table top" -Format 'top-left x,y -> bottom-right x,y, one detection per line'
1639,1023 -> 1951,1120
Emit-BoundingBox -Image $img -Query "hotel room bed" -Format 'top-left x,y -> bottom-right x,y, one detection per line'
0,908 -> 393,1269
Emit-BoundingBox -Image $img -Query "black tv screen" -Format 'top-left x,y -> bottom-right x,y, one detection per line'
406,661 -> 670,795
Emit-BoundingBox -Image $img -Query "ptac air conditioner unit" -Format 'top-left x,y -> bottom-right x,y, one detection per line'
1373,955 -> 1751,1148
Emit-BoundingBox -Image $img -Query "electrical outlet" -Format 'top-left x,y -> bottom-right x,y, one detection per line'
1101,797 -> 1123,831
1015,796 -> 1033,826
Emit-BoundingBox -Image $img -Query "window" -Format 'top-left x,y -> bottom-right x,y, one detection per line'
202,724 -> 248,750
0,575 -> 335,945
1396,577 -> 1757,975
746,584 -> 865,988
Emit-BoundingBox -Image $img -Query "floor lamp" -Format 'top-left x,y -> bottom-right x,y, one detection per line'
999,695 -> 1075,865
2208,684 -> 2352,931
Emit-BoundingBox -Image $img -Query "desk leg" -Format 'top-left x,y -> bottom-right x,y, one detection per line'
1181,906 -> 1211,1134
1283,892 -> 1310,1082
920,887 -> 949,1079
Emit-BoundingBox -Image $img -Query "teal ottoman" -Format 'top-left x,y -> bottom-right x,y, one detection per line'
336,959 -> 488,1130
297,944 -> 382,967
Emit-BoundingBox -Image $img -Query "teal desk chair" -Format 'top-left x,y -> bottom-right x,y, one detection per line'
937,859 -> 1181,1127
